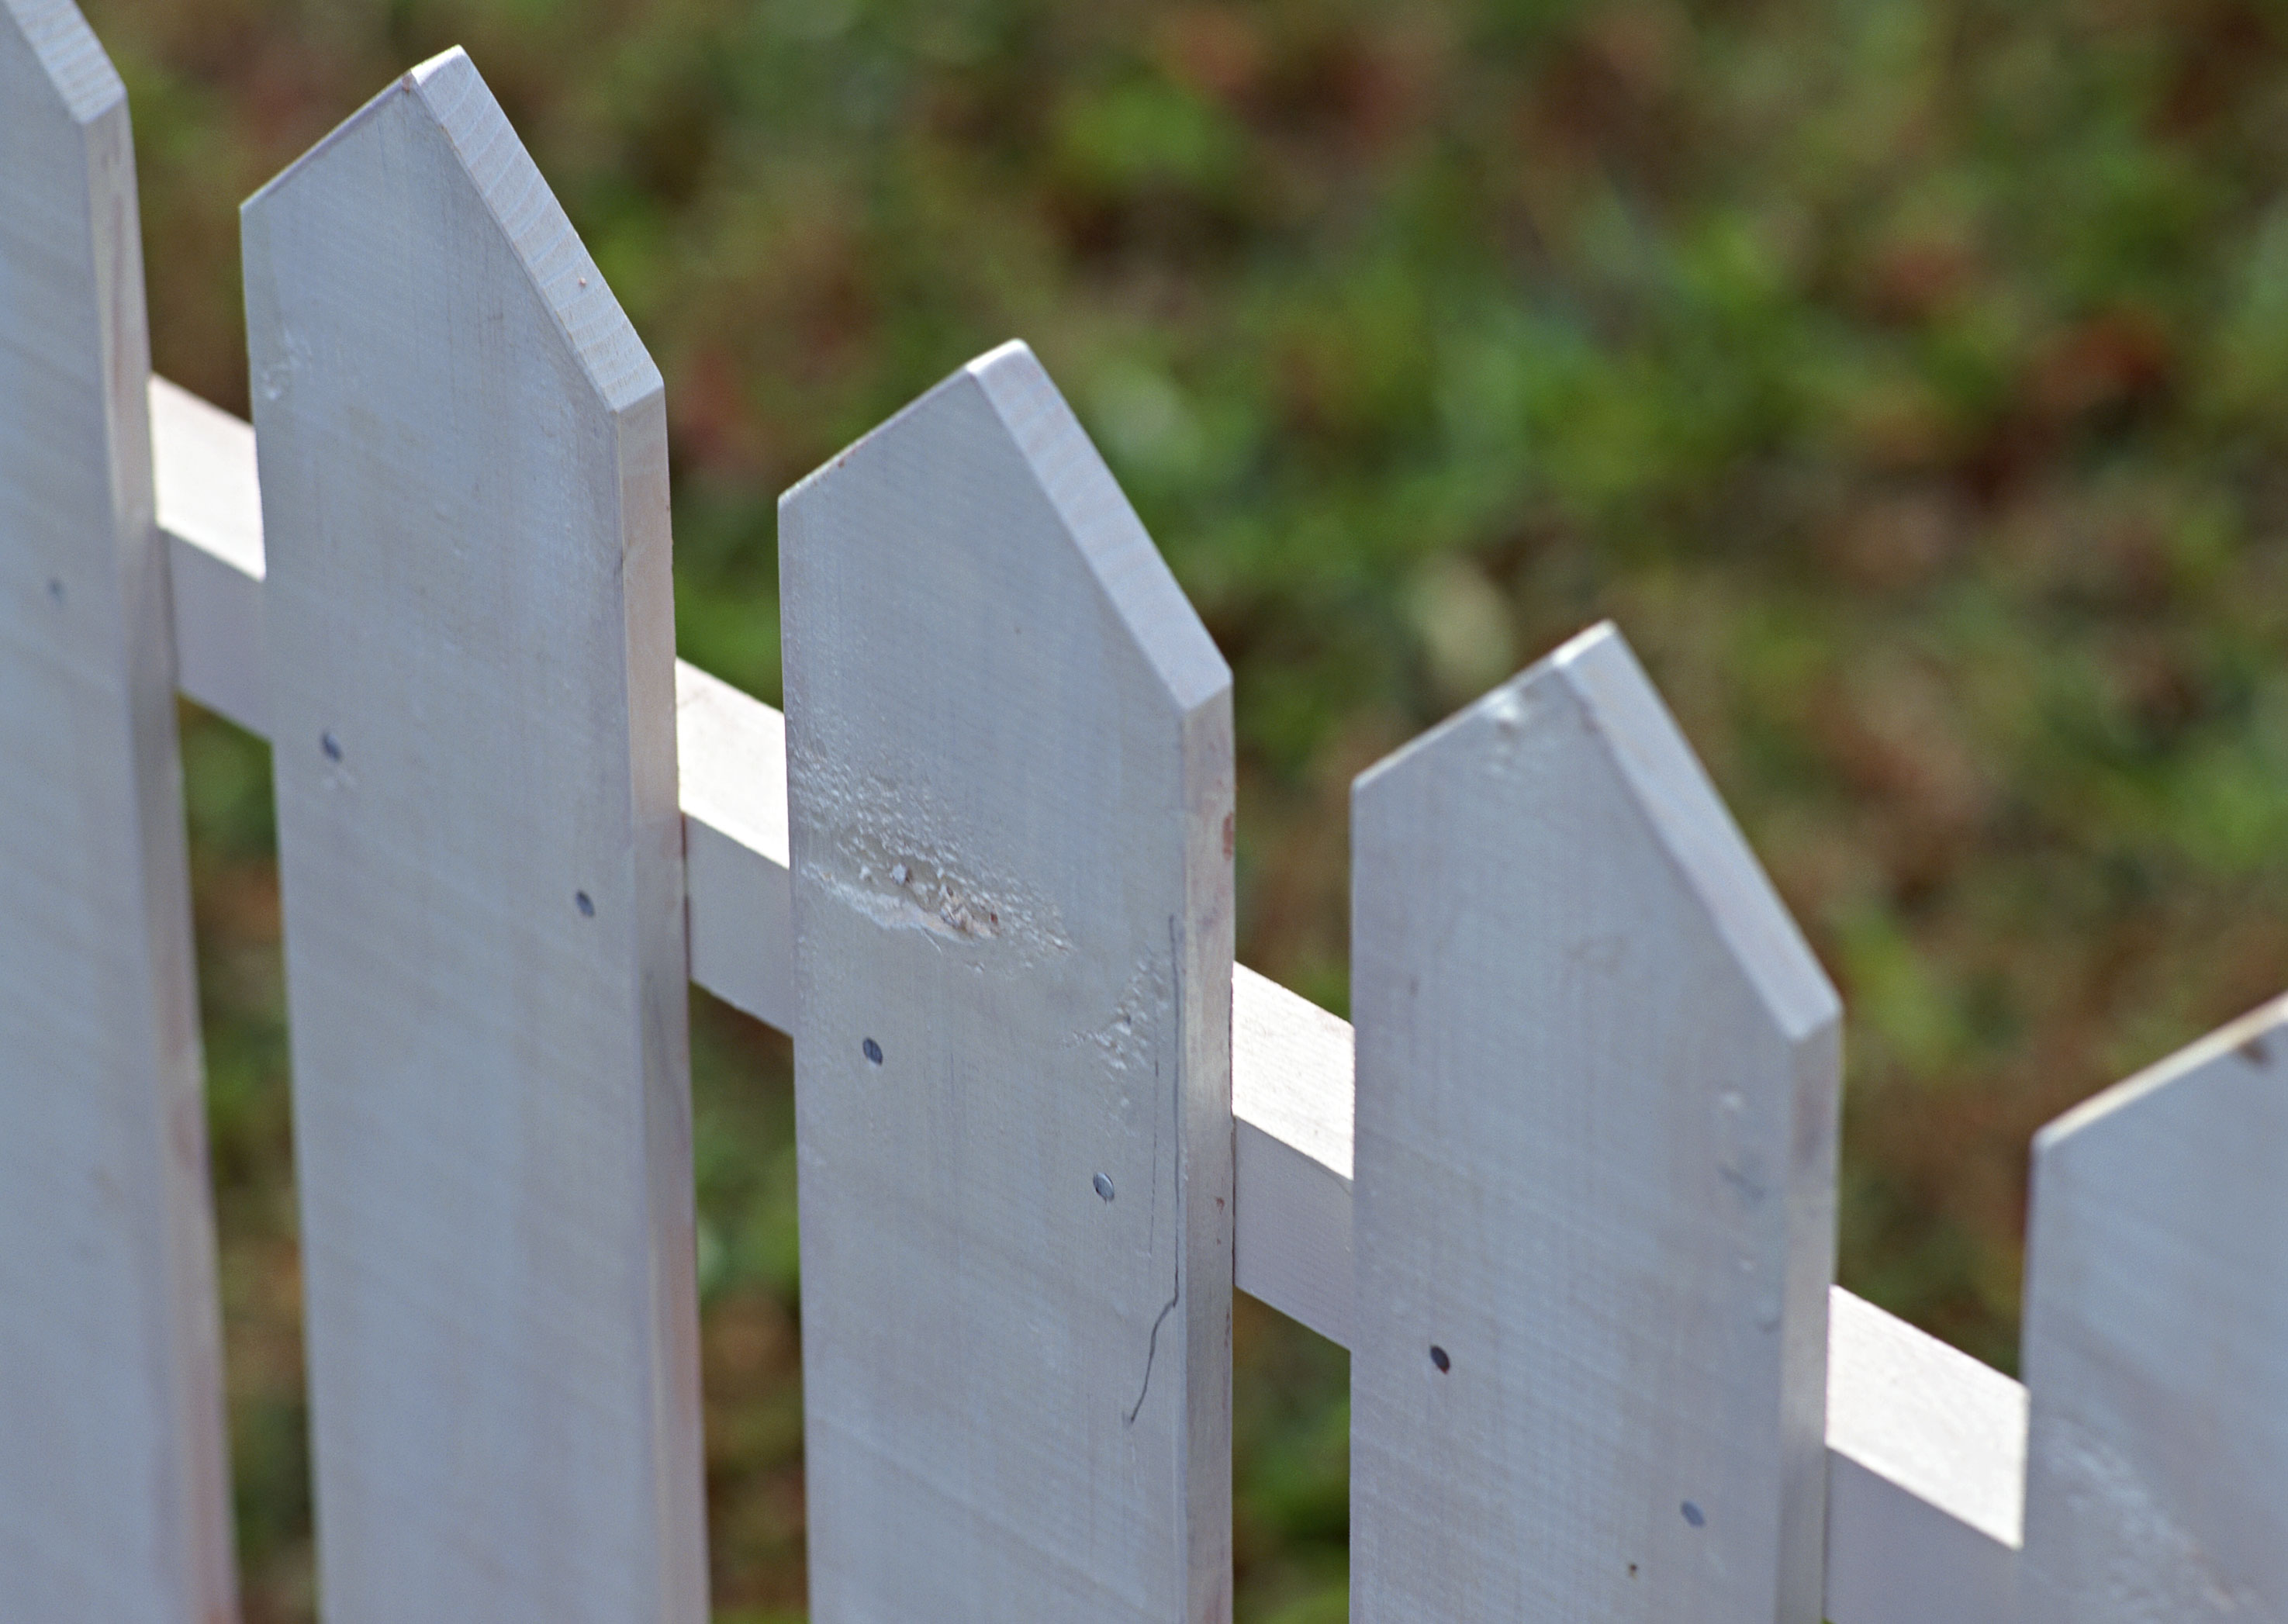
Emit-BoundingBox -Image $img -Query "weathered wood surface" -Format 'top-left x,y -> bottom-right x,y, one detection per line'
2019,993 -> 2288,1621
241,49 -> 705,1622
1826,1285 -> 2023,1624
149,378 -> 791,1021
781,340 -> 1236,1622
1348,623 -> 1841,1622
149,378 -> 2041,1622
140,323 -> 2279,1624
0,5 -> 235,1618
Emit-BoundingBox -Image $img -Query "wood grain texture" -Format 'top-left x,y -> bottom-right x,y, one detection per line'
1825,1286 -> 2022,1624
1349,622 -> 1840,1624
147,383 -> 792,1021
782,340 -> 1236,1623
143,375 -> 2038,1624
2019,993 -> 2288,1622
0,6 -> 235,1619
241,50 -> 705,1623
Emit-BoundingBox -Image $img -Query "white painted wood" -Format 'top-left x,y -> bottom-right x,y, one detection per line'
782,340 -> 1235,1622
1825,1285 -> 2022,1624
141,388 -> 1336,1358
0,6 -> 235,1619
677,659 -> 790,1031
1349,622 -> 1841,1623
241,50 -> 706,1623
147,383 -> 795,1025
141,375 -> 2040,1624
153,374 -> 264,732
2018,992 -> 2288,1621
1232,965 -> 1353,1346
1225,970 -> 2027,1624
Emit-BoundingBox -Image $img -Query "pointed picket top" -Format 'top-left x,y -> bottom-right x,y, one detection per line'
2,0 -> 123,123
784,340 -> 1229,717
780,343 -> 1236,1621
2020,993 -> 2288,1621
244,46 -> 658,419
244,48 -> 700,1624
1350,622 -> 1840,1624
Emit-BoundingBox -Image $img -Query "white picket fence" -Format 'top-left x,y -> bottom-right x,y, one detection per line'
4,1 -> 2279,1619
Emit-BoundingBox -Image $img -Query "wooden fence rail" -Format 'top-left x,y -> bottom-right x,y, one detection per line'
5,1 -> 2282,1619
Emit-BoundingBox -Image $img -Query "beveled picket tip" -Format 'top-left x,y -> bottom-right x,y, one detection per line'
1350,621 -> 1840,1624
2020,992 -> 2288,1622
244,46 -> 660,421
783,340 -> 1231,717
5,0 -> 123,123
780,342 -> 1235,1624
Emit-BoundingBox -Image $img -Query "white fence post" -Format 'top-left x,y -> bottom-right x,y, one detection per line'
1349,623 -> 1841,1622
240,50 -> 706,1622
0,3 -> 235,1618
2018,993 -> 2288,1619
780,340 -> 1236,1622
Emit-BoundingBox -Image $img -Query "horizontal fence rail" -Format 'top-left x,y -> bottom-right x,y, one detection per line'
13,2 -> 2287,1618
147,369 -> 2026,1624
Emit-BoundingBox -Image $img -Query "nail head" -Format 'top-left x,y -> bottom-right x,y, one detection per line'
862,1037 -> 883,1065
1092,1173 -> 1115,1202
1429,1345 -> 1450,1373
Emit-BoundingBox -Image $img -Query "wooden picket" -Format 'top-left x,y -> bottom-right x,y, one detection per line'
239,47 -> 705,1623
14,8 -> 2288,1621
0,4 -> 235,1619
779,341 -> 1236,1622
1347,624 -> 1840,1622
2019,995 -> 2288,1619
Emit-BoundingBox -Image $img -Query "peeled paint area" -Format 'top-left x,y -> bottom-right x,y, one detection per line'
2031,1418 -> 2260,1621
797,756 -> 1070,963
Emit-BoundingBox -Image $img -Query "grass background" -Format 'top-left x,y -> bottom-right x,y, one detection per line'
82,0 -> 2288,1615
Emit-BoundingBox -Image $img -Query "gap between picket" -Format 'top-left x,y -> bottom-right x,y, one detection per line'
149,371 -> 2024,1624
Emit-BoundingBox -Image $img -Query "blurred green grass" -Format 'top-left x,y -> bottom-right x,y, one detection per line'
120,0 -> 2288,1615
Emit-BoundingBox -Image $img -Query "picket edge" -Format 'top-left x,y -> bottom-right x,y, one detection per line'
2017,992 -> 2288,1620
0,6 -> 233,1616
155,378 -> 2017,1624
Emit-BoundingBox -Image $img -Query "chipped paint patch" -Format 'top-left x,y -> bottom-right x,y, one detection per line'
796,756 -> 1070,960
